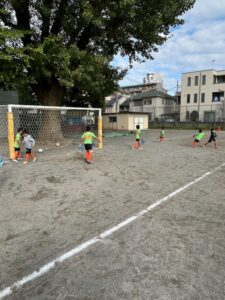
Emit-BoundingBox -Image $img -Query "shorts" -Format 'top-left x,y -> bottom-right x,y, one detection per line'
14,147 -> 20,152
194,139 -> 200,143
26,148 -> 32,154
208,137 -> 216,143
136,139 -> 140,142
84,144 -> 92,151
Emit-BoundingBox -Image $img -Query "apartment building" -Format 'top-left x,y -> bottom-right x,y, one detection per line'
104,93 -> 130,113
143,73 -> 164,87
120,82 -> 166,95
181,69 -> 225,121
130,89 -> 177,121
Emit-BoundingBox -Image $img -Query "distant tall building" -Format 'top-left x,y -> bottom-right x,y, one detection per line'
143,73 -> 164,86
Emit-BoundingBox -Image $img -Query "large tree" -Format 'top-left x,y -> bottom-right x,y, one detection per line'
0,0 -> 195,107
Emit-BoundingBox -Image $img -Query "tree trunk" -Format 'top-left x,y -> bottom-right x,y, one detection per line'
33,81 -> 66,145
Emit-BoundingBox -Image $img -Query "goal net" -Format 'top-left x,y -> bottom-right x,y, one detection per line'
1,105 -> 102,158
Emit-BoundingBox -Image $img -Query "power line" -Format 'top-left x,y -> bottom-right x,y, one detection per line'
122,76 -> 142,84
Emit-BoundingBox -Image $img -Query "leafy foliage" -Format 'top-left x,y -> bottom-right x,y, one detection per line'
0,0 -> 195,106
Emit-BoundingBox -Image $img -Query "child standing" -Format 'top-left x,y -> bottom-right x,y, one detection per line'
192,129 -> 205,147
159,127 -> 165,143
81,126 -> 100,164
131,125 -> 142,150
23,129 -> 36,164
13,127 -> 23,162
204,128 -> 218,148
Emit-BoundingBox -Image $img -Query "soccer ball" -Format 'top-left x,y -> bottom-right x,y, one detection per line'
38,148 -> 43,153
56,142 -> 60,147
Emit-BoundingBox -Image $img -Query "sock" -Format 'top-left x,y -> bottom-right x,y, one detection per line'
85,151 -> 89,161
14,151 -> 19,160
132,142 -> 138,149
26,153 -> 30,162
89,151 -> 93,161
88,151 -> 92,161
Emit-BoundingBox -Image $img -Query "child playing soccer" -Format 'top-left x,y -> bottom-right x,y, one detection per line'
204,128 -> 218,148
159,127 -> 165,143
81,126 -> 100,164
22,129 -> 36,164
192,129 -> 205,147
131,125 -> 142,150
13,127 -> 23,162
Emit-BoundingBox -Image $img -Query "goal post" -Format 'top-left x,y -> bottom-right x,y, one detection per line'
6,104 -> 102,159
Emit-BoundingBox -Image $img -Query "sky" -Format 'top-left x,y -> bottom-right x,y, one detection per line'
112,0 -> 225,95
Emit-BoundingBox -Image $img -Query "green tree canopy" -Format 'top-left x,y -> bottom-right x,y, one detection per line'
0,0 -> 195,107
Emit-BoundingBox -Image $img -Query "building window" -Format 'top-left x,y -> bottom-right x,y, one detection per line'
212,91 -> 224,102
214,75 -> 225,84
194,94 -> 198,103
187,77 -> 191,86
187,94 -> 190,103
109,116 -> 117,123
133,100 -> 142,106
144,99 -> 152,105
202,75 -> 206,85
194,76 -> 198,86
201,93 -> 205,103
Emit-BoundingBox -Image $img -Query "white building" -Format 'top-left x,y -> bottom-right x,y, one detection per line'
130,89 -> 178,121
104,93 -> 130,113
180,69 -> 225,122
143,73 -> 164,86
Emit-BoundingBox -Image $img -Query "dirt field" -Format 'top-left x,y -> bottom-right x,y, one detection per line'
0,129 -> 225,300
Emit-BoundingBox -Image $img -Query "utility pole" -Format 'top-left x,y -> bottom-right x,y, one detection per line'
198,72 -> 202,121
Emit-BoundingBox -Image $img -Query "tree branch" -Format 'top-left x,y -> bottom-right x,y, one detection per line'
0,9 -> 16,29
11,0 -> 31,44
39,0 -> 54,41
51,0 -> 68,35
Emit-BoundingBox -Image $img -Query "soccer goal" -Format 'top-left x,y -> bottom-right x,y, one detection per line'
3,104 -> 102,159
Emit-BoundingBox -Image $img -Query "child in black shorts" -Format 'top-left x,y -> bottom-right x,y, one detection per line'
204,128 -> 218,148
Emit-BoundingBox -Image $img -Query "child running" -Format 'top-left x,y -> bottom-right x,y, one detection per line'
192,129 -> 205,147
131,125 -> 142,150
81,126 -> 100,164
22,129 -> 36,164
204,128 -> 218,148
159,127 -> 165,143
13,127 -> 23,162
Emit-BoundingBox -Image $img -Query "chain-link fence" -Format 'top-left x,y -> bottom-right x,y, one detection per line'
0,105 -> 101,157
0,105 -> 9,156
129,103 -> 225,128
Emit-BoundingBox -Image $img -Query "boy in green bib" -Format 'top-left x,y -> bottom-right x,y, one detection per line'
13,128 -> 23,162
81,126 -> 100,164
192,129 -> 205,147
131,125 -> 142,149
159,127 -> 165,143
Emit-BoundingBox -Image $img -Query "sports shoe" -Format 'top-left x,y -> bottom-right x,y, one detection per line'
12,159 -> 18,163
33,157 -> 37,162
23,161 -> 29,164
17,158 -> 22,161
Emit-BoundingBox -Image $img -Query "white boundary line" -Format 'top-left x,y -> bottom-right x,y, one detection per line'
1,162 -> 225,299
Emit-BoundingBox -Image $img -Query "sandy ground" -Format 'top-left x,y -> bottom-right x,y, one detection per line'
0,129 -> 225,299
